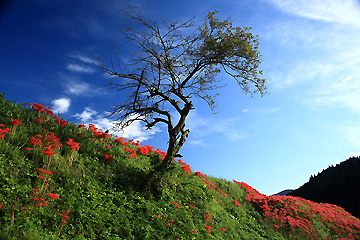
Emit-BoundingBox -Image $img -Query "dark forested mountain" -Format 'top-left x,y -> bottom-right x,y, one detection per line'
272,189 -> 293,196
289,156 -> 360,219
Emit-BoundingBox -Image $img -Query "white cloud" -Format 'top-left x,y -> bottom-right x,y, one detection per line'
188,139 -> 207,146
310,75 -> 360,113
51,98 -> 71,114
186,110 -> 246,144
73,107 -> 97,122
73,108 -> 160,142
268,0 -> 360,26
69,53 -> 96,64
66,63 -> 94,73
65,81 -> 91,95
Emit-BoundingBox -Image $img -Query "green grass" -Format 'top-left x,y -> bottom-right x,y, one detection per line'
1,91 -> 359,239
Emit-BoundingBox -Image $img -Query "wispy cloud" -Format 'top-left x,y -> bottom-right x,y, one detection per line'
51,97 -> 71,114
66,63 -> 94,73
68,53 -> 96,64
73,107 -> 97,122
73,108 -> 160,142
268,0 -> 360,26
185,110 -> 246,145
65,80 -> 91,95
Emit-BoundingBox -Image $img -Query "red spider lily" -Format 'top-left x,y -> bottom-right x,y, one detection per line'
36,197 -> 48,207
233,199 -> 241,207
44,132 -> 62,149
38,168 -> 53,175
102,152 -> 114,162
60,210 -> 70,225
10,119 -> 21,126
205,225 -> 212,234
0,127 -> 10,140
29,136 -> 42,146
66,138 -> 80,152
138,145 -> 154,155
42,146 -> 55,158
52,115 -> 67,126
171,202 -> 181,208
124,147 -> 138,158
178,159 -> 192,176
155,148 -> 166,161
188,201 -> 195,211
233,180 -> 360,239
29,103 -> 47,113
115,137 -> 130,147
48,193 -> 59,200
204,212 -> 212,221
33,116 -> 44,123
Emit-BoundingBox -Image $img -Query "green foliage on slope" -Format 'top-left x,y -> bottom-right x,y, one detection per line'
0,92 -> 359,239
290,156 -> 360,219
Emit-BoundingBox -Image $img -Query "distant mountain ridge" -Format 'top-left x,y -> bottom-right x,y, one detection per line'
272,189 -> 293,196
289,156 -> 360,219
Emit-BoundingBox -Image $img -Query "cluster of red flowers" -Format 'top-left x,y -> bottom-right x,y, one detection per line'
0,123 -> 10,140
178,159 -> 191,175
204,212 -> 212,221
233,199 -> 241,207
194,171 -> 217,190
233,180 -> 360,239
205,225 -> 212,234
28,130 -> 63,158
10,119 -> 21,126
188,201 -> 195,211
102,152 -> 114,162
60,210 -> 70,224
31,188 -> 48,207
65,138 -> 80,152
171,202 -> 181,208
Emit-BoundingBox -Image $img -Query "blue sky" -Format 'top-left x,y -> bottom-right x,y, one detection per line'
2,0 -> 360,195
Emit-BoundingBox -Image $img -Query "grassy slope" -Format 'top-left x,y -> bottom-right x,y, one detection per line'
0,92 -> 359,240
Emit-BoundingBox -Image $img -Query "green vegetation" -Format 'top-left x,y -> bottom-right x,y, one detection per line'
290,156 -> 360,219
1,92 -> 359,239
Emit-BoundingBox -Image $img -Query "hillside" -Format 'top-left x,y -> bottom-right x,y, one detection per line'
289,156 -> 360,219
1,91 -> 360,239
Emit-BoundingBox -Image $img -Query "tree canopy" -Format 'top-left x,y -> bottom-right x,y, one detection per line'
97,4 -> 266,172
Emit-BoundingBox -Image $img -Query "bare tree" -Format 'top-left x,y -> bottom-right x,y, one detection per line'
97,5 -> 266,173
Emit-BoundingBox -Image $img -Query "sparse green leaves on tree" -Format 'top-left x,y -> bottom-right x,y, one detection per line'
98,4 -> 266,174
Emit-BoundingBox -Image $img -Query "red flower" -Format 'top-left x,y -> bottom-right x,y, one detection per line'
205,225 -> 212,234
221,228 -> 227,231
60,213 -> 70,219
48,193 -> 59,200
171,202 -> 181,208
42,146 -> 55,158
233,199 -> 241,207
38,168 -> 53,175
29,136 -> 42,146
66,138 -> 80,152
10,119 -> 21,126
102,152 -> 114,162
